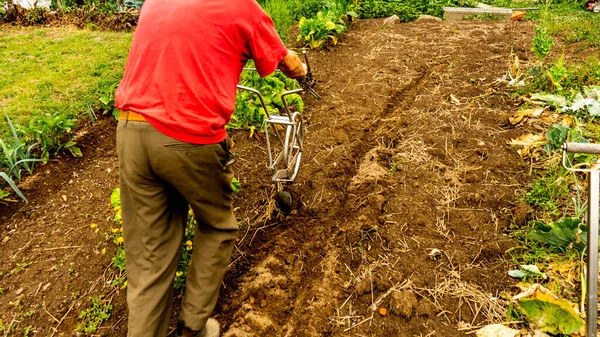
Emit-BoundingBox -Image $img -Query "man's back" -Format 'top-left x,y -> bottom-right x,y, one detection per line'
116,0 -> 287,144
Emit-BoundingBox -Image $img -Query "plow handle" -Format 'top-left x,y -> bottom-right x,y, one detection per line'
563,142 -> 600,154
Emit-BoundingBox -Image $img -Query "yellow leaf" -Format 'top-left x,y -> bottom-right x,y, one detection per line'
379,307 -> 388,316
112,228 -> 119,233
101,248 -> 106,254
117,237 -> 124,245
121,280 -> 128,290
90,223 -> 98,229
509,108 -> 545,125
509,134 -> 546,147
186,240 -> 193,246
561,116 -> 574,127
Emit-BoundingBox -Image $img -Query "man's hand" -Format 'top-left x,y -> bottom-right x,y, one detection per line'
278,50 -> 307,80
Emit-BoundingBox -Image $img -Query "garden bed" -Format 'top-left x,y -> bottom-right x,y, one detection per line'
0,18 -> 545,336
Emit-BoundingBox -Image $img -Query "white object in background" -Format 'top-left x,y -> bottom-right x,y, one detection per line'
12,0 -> 51,9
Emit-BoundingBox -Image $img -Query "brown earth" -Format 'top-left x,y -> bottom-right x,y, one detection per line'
0,19 -> 545,336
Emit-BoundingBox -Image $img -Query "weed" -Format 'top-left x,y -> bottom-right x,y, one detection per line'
263,0 -> 294,41
522,164 -> 570,216
77,296 -> 112,334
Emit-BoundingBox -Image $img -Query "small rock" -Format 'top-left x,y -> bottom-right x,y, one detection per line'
15,288 -> 23,295
428,248 -> 442,259
416,14 -> 442,22
260,299 -> 267,308
390,290 -> 418,318
383,15 -> 400,26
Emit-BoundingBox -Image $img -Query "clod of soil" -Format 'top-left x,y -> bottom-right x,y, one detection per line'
391,290 -> 419,318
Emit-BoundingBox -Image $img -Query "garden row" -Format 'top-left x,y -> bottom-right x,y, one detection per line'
492,0 -> 600,334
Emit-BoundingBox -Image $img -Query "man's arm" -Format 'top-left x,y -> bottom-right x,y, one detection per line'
278,50 -> 308,80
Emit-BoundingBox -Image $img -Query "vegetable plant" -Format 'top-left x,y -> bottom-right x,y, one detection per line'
18,111 -> 82,162
532,27 -> 555,62
298,9 -> 348,49
230,66 -> 303,131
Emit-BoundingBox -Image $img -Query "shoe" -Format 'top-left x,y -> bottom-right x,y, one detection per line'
176,318 -> 220,337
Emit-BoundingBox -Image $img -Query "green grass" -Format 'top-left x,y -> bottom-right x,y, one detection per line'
535,3 -> 600,49
0,27 -> 131,132
484,0 -> 600,49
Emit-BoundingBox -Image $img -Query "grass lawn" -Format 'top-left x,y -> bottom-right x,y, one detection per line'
0,27 -> 132,132
487,0 -> 600,49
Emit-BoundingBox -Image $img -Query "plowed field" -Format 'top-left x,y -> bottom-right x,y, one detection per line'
0,19 -> 537,337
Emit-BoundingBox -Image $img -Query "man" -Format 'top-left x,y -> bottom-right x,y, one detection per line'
114,0 -> 307,336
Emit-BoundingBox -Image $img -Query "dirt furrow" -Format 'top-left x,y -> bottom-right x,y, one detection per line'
220,19 -> 536,337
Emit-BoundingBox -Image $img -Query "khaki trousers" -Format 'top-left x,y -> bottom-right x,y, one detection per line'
116,120 -> 239,337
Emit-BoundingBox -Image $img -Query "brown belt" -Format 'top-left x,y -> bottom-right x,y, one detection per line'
119,110 -> 147,122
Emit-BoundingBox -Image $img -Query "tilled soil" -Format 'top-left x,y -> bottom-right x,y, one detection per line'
1,19 -> 537,336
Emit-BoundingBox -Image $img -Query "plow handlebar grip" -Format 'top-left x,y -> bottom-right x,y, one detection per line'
563,142 -> 600,154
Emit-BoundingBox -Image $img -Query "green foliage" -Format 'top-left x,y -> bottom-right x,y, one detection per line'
0,111 -> 45,182
536,2 -> 600,49
292,0 -> 329,19
231,68 -> 303,130
527,217 -> 586,252
0,172 -> 28,204
351,0 -> 476,20
264,0 -> 294,41
175,217 -> 195,290
532,27 -> 554,61
18,112 -> 82,161
231,177 -> 241,194
298,9 -> 348,48
0,28 -> 130,133
547,57 -> 568,92
508,264 -> 546,279
522,164 -> 570,215
543,124 -> 589,154
76,296 -> 112,334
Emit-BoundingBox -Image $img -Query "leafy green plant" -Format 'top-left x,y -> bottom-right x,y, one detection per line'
77,296 -> 112,334
532,27 -> 555,62
298,10 -> 347,48
547,57 -> 568,92
0,111 -> 44,182
508,264 -> 547,279
230,68 -> 303,131
527,217 -> 586,252
18,111 -> 82,162
231,177 -> 241,194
